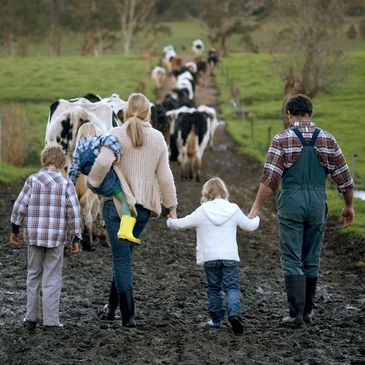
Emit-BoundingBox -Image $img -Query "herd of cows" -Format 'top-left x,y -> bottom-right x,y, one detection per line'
44,40 -> 221,250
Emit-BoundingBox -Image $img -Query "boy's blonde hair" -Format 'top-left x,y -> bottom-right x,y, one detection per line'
201,177 -> 229,203
124,93 -> 151,148
41,143 -> 66,168
76,122 -> 102,140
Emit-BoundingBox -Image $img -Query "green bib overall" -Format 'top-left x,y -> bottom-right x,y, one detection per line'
277,128 -> 327,277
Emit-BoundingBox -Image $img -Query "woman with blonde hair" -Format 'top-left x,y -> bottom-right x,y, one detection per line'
68,122 -> 140,244
167,177 -> 259,335
88,93 -> 177,327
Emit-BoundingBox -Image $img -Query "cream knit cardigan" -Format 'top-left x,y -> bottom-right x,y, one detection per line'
88,122 -> 177,217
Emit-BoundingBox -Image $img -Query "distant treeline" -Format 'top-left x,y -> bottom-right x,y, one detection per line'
1,0 -> 365,57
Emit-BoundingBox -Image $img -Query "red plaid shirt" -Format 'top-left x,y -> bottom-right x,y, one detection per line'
11,167 -> 82,248
260,121 -> 354,193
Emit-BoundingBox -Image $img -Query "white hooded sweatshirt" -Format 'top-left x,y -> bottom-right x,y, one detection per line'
167,199 -> 260,264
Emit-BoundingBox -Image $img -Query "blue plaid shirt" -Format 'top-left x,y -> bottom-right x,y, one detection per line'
68,134 -> 121,185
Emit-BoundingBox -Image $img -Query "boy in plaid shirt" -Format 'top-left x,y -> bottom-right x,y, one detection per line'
10,143 -> 82,330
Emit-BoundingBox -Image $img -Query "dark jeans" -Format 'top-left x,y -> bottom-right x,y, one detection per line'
103,200 -> 151,293
204,260 -> 240,322
80,148 -> 119,196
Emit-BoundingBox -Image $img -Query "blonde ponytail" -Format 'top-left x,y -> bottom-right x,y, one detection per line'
124,93 -> 151,148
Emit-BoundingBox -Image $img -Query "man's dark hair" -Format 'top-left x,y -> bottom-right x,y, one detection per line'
285,94 -> 313,117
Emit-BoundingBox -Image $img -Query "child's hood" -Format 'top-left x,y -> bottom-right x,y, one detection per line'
201,199 -> 239,226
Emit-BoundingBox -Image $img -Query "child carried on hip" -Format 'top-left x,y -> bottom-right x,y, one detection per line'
68,122 -> 140,244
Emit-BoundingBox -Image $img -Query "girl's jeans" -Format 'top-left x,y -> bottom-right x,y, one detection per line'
204,260 -> 240,322
103,200 -> 151,293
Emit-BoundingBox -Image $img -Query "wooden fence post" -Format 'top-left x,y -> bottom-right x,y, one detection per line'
352,154 -> 357,183
267,126 -> 272,149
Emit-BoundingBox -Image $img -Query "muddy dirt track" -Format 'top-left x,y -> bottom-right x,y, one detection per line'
1,66 -> 365,365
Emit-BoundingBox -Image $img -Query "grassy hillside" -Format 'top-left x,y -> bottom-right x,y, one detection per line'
215,51 -> 365,236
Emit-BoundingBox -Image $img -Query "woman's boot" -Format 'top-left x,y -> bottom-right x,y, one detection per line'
103,280 -> 119,320
119,290 -> 136,327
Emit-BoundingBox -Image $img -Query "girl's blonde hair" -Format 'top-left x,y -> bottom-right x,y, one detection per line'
124,93 -> 151,148
76,122 -> 102,141
41,143 -> 66,168
201,177 -> 229,203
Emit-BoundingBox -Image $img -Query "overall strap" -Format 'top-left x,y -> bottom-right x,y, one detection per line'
309,128 -> 321,146
291,127 -> 321,147
291,128 -> 307,146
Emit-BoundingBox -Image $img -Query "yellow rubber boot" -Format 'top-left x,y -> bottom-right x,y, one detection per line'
117,216 -> 141,245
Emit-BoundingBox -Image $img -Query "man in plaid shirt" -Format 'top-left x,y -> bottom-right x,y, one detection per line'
249,94 -> 355,327
10,144 -> 82,330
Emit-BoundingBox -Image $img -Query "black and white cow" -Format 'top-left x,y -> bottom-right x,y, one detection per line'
192,39 -> 205,57
46,95 -> 119,166
208,49 -> 219,68
162,45 -> 177,72
151,66 -> 167,89
197,105 -> 219,148
45,93 -> 124,250
168,107 -> 210,182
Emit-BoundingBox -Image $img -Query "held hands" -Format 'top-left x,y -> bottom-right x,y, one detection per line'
248,206 -> 259,219
10,233 -> 21,246
167,207 -> 177,219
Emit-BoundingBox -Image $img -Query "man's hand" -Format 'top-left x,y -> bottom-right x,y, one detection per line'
340,206 -> 355,227
10,233 -> 21,246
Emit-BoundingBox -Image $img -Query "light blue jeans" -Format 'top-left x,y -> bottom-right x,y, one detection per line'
103,200 -> 151,293
204,260 -> 240,322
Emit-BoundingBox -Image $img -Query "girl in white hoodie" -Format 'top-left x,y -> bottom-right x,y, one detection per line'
167,177 -> 260,335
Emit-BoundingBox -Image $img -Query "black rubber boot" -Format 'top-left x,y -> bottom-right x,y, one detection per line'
119,290 -> 136,327
104,280 -> 119,320
303,276 -> 318,323
283,275 -> 305,327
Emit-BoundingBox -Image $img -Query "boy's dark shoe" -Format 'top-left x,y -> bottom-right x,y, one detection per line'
23,318 -> 37,331
229,316 -> 243,335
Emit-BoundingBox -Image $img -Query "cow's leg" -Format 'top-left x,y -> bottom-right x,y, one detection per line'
79,195 -> 94,251
92,196 -> 109,247
193,156 -> 202,182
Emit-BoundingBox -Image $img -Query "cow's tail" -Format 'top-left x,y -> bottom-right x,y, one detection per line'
187,125 -> 197,158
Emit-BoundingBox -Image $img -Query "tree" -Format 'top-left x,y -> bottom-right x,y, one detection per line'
193,0 -> 266,55
270,0 -> 347,128
65,0 -> 119,56
114,0 -> 155,55
48,0 -> 67,56
0,0 -> 49,56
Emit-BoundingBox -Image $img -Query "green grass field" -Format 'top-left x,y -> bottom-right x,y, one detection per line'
215,51 -> 365,237
0,55 -> 154,169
